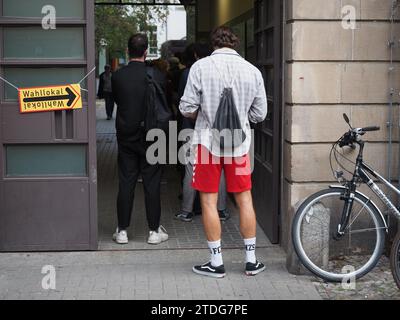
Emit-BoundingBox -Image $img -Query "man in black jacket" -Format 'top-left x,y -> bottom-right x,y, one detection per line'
111,33 -> 168,245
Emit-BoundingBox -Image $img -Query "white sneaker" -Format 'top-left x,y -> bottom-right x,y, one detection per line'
147,226 -> 169,245
113,229 -> 128,244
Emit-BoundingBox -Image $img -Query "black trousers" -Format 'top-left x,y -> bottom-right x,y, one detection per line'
117,140 -> 162,231
104,92 -> 115,118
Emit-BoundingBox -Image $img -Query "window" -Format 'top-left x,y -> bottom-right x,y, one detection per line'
147,26 -> 158,57
3,27 -> 85,60
2,0 -> 85,18
6,144 -> 87,177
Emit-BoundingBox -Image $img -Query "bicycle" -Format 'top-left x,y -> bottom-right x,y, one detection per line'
291,113 -> 400,287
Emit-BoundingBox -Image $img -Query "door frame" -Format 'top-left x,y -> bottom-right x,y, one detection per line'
252,0 -> 283,244
87,0 -> 98,250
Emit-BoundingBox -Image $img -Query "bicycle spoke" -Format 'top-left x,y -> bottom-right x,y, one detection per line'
347,227 -> 387,234
345,200 -> 370,231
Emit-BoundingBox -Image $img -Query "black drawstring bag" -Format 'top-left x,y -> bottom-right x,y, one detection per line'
210,59 -> 246,153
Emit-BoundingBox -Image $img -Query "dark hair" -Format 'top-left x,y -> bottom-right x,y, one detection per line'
174,52 -> 183,62
193,42 -> 212,59
182,43 -> 196,68
182,42 -> 212,68
210,26 -> 240,49
128,33 -> 149,58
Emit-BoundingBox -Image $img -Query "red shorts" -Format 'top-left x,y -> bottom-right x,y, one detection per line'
192,145 -> 252,193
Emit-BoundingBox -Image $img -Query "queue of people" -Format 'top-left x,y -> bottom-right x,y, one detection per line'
110,26 -> 268,278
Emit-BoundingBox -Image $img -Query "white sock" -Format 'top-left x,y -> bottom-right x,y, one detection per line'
244,238 -> 257,264
208,240 -> 223,267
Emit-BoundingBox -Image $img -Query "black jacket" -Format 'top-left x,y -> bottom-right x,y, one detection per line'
98,71 -> 112,99
112,61 -> 148,142
112,61 -> 169,142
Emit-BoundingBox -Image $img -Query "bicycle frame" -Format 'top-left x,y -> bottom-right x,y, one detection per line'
358,164 -> 400,218
336,140 -> 400,237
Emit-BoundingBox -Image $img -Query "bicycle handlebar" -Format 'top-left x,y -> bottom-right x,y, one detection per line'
338,126 -> 380,148
361,126 -> 380,132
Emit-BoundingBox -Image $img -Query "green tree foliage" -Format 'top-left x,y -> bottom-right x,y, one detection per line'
134,6 -> 169,32
95,5 -> 169,60
95,6 -> 138,59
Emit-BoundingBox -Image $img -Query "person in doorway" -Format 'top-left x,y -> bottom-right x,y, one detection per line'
179,26 -> 268,278
111,34 -> 169,245
98,65 -> 115,120
176,42 -> 230,223
167,56 -> 184,114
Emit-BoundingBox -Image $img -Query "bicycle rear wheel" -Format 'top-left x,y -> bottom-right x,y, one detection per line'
390,232 -> 400,289
292,187 -> 386,282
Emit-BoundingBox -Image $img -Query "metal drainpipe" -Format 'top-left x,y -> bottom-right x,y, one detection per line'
389,1 -> 399,229
388,1 -> 396,188
396,2 -> 400,207
391,2 -> 400,193
394,0 -> 400,235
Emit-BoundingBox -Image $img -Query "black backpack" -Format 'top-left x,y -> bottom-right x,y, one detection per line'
143,67 -> 173,133
210,59 -> 246,152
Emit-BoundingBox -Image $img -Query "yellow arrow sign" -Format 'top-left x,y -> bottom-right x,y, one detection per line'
18,84 -> 83,114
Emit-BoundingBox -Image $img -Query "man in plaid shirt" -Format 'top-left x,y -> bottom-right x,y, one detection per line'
179,26 -> 268,278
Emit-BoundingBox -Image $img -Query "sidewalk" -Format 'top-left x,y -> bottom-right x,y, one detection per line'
0,248 -> 321,300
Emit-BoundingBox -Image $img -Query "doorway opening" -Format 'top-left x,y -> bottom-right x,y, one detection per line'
0,0 -> 280,252
94,0 -> 275,251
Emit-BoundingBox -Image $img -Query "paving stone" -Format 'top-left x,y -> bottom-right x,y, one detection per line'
0,247 -> 325,300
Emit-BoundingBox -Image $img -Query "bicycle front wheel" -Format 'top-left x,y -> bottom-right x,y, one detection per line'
292,187 -> 386,282
390,232 -> 400,289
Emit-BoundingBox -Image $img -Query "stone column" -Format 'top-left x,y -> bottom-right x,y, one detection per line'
284,0 -> 400,273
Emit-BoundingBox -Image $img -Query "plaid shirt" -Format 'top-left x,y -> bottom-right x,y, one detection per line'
179,48 -> 268,157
